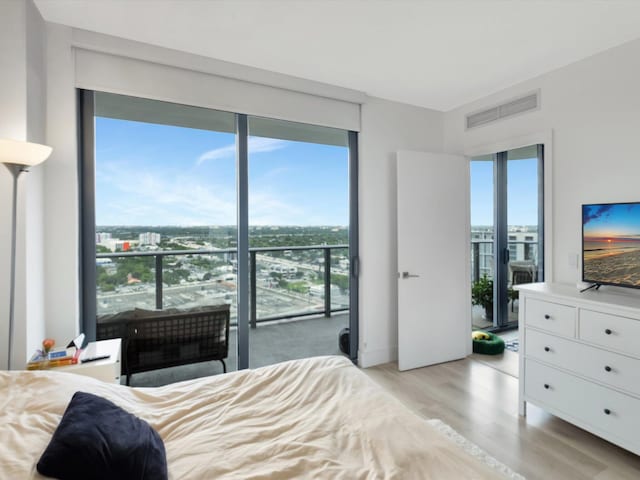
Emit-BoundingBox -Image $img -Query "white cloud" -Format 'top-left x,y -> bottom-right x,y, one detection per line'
249,191 -> 304,225
196,137 -> 287,165
97,166 -> 237,225
196,144 -> 235,165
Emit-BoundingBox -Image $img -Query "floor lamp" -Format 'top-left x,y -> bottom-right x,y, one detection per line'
0,139 -> 52,370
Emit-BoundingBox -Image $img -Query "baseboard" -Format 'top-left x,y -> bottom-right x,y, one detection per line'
358,345 -> 398,368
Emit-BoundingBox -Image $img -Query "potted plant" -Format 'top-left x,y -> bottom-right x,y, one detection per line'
472,274 -> 494,321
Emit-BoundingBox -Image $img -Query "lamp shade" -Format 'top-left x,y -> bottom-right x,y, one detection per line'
0,138 -> 52,167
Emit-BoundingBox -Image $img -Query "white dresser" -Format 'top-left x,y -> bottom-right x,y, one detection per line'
518,283 -> 640,456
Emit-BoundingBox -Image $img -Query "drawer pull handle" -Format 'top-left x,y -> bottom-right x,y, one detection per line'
544,314 -> 551,319
604,408 -> 611,415
605,328 -> 612,335
544,346 -> 550,352
604,366 -> 612,372
544,383 -> 550,390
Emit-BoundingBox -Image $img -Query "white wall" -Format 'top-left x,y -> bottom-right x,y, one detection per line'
0,0 -> 47,369
358,97 -> 444,367
44,23 -> 79,344
0,0 -> 27,370
23,0 -> 48,366
444,37 -> 640,289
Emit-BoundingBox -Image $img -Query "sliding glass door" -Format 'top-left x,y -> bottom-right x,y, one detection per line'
247,117 -> 351,368
83,91 -> 240,377
80,90 -> 358,381
470,144 -> 543,330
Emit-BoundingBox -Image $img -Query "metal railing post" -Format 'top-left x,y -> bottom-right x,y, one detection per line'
324,247 -> 331,318
155,254 -> 163,310
250,250 -> 257,329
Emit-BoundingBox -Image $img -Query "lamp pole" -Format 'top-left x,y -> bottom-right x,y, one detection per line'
0,139 -> 52,370
5,164 -> 27,370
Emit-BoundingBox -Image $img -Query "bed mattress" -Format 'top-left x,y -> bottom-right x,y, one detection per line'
1,356 -> 511,479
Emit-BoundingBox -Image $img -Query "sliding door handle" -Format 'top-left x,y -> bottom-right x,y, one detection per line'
401,271 -> 420,279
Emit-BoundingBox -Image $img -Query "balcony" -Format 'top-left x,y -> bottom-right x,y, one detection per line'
96,245 -> 350,385
126,312 -> 349,386
471,239 -> 540,329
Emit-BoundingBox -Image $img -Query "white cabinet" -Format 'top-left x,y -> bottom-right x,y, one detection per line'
518,283 -> 640,456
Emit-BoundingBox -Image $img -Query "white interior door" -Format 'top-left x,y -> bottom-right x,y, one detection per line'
397,151 -> 470,371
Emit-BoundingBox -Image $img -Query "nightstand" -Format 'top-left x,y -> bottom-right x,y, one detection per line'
56,339 -> 122,384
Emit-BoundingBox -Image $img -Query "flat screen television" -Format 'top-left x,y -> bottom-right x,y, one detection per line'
583,202 -> 640,289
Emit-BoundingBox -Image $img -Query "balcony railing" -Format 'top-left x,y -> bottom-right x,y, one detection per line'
471,240 -> 540,283
96,245 -> 349,327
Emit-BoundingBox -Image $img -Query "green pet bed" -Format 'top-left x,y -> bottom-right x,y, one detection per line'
472,331 -> 505,355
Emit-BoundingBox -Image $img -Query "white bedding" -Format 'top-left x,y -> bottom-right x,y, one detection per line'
1,356 -> 510,479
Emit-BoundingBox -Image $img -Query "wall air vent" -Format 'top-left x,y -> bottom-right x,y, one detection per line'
466,91 -> 539,130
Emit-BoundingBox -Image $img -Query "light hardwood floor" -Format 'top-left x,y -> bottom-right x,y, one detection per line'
363,357 -> 640,480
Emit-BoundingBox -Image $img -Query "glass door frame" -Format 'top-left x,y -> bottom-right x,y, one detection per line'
472,144 -> 544,331
79,91 -> 359,369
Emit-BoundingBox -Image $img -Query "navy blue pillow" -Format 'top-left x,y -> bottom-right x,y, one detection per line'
37,391 -> 167,480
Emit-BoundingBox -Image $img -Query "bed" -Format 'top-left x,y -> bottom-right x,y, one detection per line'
1,356 -> 520,479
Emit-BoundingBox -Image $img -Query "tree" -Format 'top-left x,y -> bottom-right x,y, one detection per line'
115,257 -> 154,283
286,281 -> 309,294
164,268 -> 190,285
96,265 -> 119,292
330,273 -> 349,292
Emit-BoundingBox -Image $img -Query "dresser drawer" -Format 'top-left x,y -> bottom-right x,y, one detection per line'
525,298 -> 576,337
580,309 -> 640,358
525,359 -> 640,449
526,329 -> 640,397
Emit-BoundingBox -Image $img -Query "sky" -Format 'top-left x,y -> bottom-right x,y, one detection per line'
96,116 -> 540,228
95,117 -> 349,226
583,203 -> 640,240
470,158 -> 540,226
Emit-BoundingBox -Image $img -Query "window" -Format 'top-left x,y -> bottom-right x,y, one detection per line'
80,91 -> 359,374
470,144 -> 544,330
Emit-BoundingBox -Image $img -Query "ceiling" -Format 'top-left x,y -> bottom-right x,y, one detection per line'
34,0 -> 640,111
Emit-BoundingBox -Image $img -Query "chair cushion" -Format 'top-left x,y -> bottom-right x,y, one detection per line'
97,309 -> 136,324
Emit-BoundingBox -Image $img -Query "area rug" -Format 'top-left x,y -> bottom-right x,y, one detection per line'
505,339 -> 520,352
427,419 -> 526,480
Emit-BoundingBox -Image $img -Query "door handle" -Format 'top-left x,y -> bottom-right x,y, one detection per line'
401,271 -> 420,279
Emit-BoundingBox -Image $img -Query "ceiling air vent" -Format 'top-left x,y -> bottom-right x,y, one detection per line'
466,91 -> 539,130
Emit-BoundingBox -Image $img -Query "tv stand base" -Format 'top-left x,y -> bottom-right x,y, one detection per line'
580,282 -> 601,293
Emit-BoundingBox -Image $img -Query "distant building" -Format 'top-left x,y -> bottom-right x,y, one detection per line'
96,232 -> 112,244
471,227 -> 538,280
139,232 -> 161,245
115,241 -> 131,252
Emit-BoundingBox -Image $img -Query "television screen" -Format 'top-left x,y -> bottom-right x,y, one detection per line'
583,202 -> 640,288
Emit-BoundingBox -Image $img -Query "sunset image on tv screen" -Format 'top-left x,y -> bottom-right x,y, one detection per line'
583,203 -> 640,287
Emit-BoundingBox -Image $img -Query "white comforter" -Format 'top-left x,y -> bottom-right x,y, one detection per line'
1,356 -> 507,479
